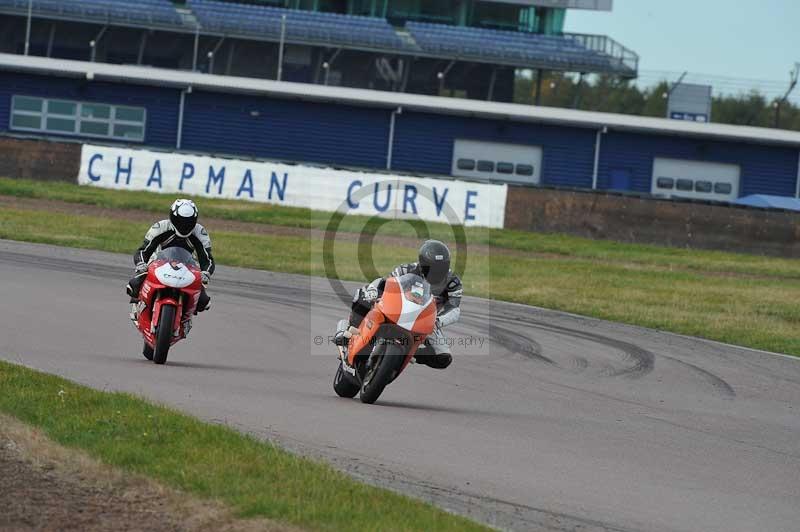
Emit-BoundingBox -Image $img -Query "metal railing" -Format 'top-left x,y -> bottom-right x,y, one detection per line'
0,0 -> 186,30
0,1 -> 639,77
563,33 -> 639,74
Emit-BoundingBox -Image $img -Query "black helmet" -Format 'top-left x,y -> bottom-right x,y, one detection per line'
170,198 -> 198,237
418,240 -> 450,290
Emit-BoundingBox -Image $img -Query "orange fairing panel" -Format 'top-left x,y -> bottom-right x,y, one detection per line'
377,276 -> 436,336
377,277 -> 404,323
347,307 -> 384,365
412,302 -> 437,335
348,276 -> 437,365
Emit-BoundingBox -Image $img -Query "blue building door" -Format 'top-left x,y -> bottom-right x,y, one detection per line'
609,168 -> 632,191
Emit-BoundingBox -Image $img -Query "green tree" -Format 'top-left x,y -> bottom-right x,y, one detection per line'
512,72 -> 800,132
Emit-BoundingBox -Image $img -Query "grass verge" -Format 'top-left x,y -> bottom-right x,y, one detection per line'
3,177 -> 800,278
0,360 -> 487,532
1,204 -> 799,355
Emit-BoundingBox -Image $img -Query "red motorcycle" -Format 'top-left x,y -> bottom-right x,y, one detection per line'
133,247 -> 203,364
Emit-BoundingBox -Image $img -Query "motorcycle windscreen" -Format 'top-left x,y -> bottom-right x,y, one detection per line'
379,275 -> 436,335
155,247 -> 198,268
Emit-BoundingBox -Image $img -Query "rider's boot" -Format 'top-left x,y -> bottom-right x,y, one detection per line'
335,319 -> 362,369
182,318 -> 193,338
415,352 -> 453,369
195,288 -> 211,314
127,275 -> 143,325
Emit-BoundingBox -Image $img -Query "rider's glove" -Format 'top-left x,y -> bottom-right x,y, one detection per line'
362,285 -> 379,303
201,271 -> 211,286
134,262 -> 147,274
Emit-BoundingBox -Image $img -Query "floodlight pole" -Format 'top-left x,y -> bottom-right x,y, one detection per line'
321,48 -> 342,86
437,60 -> 455,94
46,22 -> 56,57
192,23 -> 200,72
24,0 -> 32,56
572,72 -> 585,109
136,30 -> 148,65
487,67 -> 497,101
206,37 -> 224,74
774,63 -> 799,129
534,69 -> 543,106
89,25 -> 108,62
277,14 -> 287,81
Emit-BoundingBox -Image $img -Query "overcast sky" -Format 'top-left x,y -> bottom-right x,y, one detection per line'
564,0 -> 799,102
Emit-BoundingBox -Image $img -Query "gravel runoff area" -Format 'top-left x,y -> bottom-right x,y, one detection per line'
0,414 -> 295,532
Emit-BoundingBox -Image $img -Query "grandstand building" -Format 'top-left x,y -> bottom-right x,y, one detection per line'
0,0 -> 637,102
2,1 -> 798,206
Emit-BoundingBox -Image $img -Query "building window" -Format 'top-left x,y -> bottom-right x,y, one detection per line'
10,95 -> 146,142
656,177 -> 675,189
457,158 -> 476,171
694,181 -> 713,193
496,162 -> 514,174
515,164 -> 534,176
714,182 -> 733,194
476,160 -> 495,172
676,179 -> 694,191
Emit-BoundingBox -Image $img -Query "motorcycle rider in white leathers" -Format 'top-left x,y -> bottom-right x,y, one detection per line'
126,199 -> 213,319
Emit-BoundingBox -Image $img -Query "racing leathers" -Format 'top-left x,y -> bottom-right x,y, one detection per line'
341,263 -> 462,369
126,220 -> 214,313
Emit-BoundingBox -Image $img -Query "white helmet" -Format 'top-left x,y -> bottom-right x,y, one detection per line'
170,199 -> 198,237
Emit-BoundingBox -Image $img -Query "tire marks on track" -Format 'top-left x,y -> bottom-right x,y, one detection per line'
465,305 -> 737,398
0,249 -> 736,399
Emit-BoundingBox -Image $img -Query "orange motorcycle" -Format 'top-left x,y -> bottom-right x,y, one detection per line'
334,273 -> 437,404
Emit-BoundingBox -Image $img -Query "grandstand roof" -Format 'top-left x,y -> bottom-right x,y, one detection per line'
2,53 -> 799,148
0,0 -> 637,76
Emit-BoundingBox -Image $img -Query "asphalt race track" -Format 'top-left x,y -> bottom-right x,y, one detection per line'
1,239 -> 799,532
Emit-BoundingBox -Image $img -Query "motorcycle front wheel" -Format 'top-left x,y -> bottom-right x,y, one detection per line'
153,304 -> 176,365
333,362 -> 360,398
359,343 -> 407,404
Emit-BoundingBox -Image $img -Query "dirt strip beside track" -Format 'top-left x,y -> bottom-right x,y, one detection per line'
0,414 -> 294,532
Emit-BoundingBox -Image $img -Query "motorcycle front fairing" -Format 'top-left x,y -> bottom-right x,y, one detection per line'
347,274 -> 437,373
137,248 -> 203,348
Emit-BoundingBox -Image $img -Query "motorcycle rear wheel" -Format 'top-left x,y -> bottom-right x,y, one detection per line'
359,343 -> 406,404
153,304 -> 176,365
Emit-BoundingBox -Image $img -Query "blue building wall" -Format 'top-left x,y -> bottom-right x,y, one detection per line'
392,112 -> 596,188
0,71 -> 180,147
598,131 -> 799,196
0,70 -> 797,198
181,90 -> 390,169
